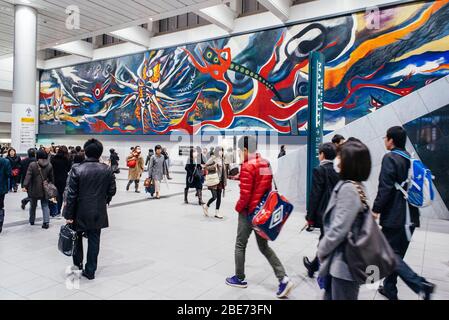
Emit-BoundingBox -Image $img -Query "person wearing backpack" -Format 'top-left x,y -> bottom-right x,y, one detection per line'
317,141 -> 372,300
303,142 -> 340,278
373,126 -> 435,300
225,136 -> 294,299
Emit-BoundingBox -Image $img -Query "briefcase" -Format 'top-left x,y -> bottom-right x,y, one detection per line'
58,224 -> 78,257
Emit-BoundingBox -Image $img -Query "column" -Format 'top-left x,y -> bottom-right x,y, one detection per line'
11,5 -> 37,154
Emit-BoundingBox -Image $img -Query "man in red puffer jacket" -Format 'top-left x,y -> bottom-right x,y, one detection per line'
226,136 -> 294,299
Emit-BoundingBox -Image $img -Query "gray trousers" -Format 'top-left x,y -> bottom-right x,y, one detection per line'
29,198 -> 50,224
235,213 -> 286,281
324,276 -> 360,300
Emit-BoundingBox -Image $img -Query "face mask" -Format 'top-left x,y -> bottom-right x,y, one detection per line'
334,156 -> 341,173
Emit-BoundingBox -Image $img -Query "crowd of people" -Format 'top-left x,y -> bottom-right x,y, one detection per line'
0,125 -> 438,300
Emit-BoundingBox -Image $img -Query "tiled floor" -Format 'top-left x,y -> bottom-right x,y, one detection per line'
1,170 -> 448,300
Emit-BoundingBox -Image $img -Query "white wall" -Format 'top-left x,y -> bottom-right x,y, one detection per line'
276,75 -> 449,220
0,57 -> 13,91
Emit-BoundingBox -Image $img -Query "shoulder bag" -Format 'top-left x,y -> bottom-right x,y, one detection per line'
344,181 -> 397,285
205,162 -> 220,187
38,164 -> 58,200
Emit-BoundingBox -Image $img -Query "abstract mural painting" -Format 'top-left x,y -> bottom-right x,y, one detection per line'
39,0 -> 449,135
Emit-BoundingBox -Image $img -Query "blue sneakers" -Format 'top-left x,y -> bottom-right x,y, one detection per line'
277,277 -> 294,298
226,276 -> 248,288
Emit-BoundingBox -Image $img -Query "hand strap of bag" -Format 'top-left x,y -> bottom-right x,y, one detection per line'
37,163 -> 47,183
349,181 -> 369,212
268,163 -> 278,191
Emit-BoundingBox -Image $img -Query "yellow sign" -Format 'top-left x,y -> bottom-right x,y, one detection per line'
21,118 -> 35,123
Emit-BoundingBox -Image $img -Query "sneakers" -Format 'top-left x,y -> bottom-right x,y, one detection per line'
225,276 -> 248,288
277,277 -> 294,298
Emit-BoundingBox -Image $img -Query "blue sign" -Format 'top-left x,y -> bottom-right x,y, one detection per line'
306,52 -> 325,211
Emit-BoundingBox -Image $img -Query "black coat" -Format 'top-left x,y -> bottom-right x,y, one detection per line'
7,155 -> 21,170
306,161 -> 340,228
63,158 -> 116,231
185,163 -> 203,189
20,157 -> 36,187
23,159 -> 54,199
51,154 -> 72,192
373,148 -> 420,228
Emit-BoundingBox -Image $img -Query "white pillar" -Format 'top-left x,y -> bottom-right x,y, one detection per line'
11,5 -> 37,154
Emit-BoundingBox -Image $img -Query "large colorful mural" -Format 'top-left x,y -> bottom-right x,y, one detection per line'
39,0 -> 449,135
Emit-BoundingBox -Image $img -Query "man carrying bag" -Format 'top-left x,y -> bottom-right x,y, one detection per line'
63,139 -> 116,280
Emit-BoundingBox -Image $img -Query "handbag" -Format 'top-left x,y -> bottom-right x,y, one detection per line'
144,178 -> 155,195
249,163 -> 294,241
12,168 -> 20,177
344,181 -> 397,285
205,170 -> 220,187
144,178 -> 152,188
127,159 -> 137,168
37,165 -> 58,200
58,224 -> 77,257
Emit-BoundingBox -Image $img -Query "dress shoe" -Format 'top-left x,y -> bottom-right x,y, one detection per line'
82,271 -> 95,280
303,257 -> 316,278
42,223 -> 49,229
421,281 -> 435,300
377,285 -> 399,300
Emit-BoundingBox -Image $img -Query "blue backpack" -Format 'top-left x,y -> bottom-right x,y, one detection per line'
392,150 -> 435,208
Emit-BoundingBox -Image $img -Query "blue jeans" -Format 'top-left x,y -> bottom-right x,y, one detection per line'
29,198 -> 50,224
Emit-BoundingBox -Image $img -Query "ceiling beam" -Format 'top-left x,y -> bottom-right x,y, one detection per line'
109,26 -> 153,48
37,0 -> 231,51
51,40 -> 93,59
197,4 -> 237,33
257,0 -> 292,22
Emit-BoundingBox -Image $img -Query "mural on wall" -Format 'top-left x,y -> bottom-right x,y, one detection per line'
39,0 -> 449,135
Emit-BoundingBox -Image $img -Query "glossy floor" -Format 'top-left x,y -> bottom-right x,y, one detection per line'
1,170 -> 448,300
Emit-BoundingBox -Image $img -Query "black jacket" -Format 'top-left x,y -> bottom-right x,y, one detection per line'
23,159 -> 54,199
373,148 -> 420,228
185,162 -> 203,189
20,157 -> 36,187
51,154 -> 72,192
306,161 -> 340,228
63,158 -> 116,231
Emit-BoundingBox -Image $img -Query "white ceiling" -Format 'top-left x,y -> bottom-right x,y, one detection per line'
0,0 -> 228,57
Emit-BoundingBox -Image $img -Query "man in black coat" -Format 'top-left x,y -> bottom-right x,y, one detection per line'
303,142 -> 340,278
373,126 -> 435,300
20,148 -> 37,210
64,139 -> 116,280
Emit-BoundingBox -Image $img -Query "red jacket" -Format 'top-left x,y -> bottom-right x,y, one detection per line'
235,153 -> 273,214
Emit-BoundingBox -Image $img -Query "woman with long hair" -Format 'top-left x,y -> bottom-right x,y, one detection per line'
203,146 -> 227,219
184,147 -> 205,205
51,146 -> 71,216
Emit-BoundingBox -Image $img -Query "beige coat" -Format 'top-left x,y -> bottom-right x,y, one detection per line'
127,154 -> 144,180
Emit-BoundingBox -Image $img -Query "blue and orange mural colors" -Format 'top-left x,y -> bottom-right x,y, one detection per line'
39,0 -> 449,135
